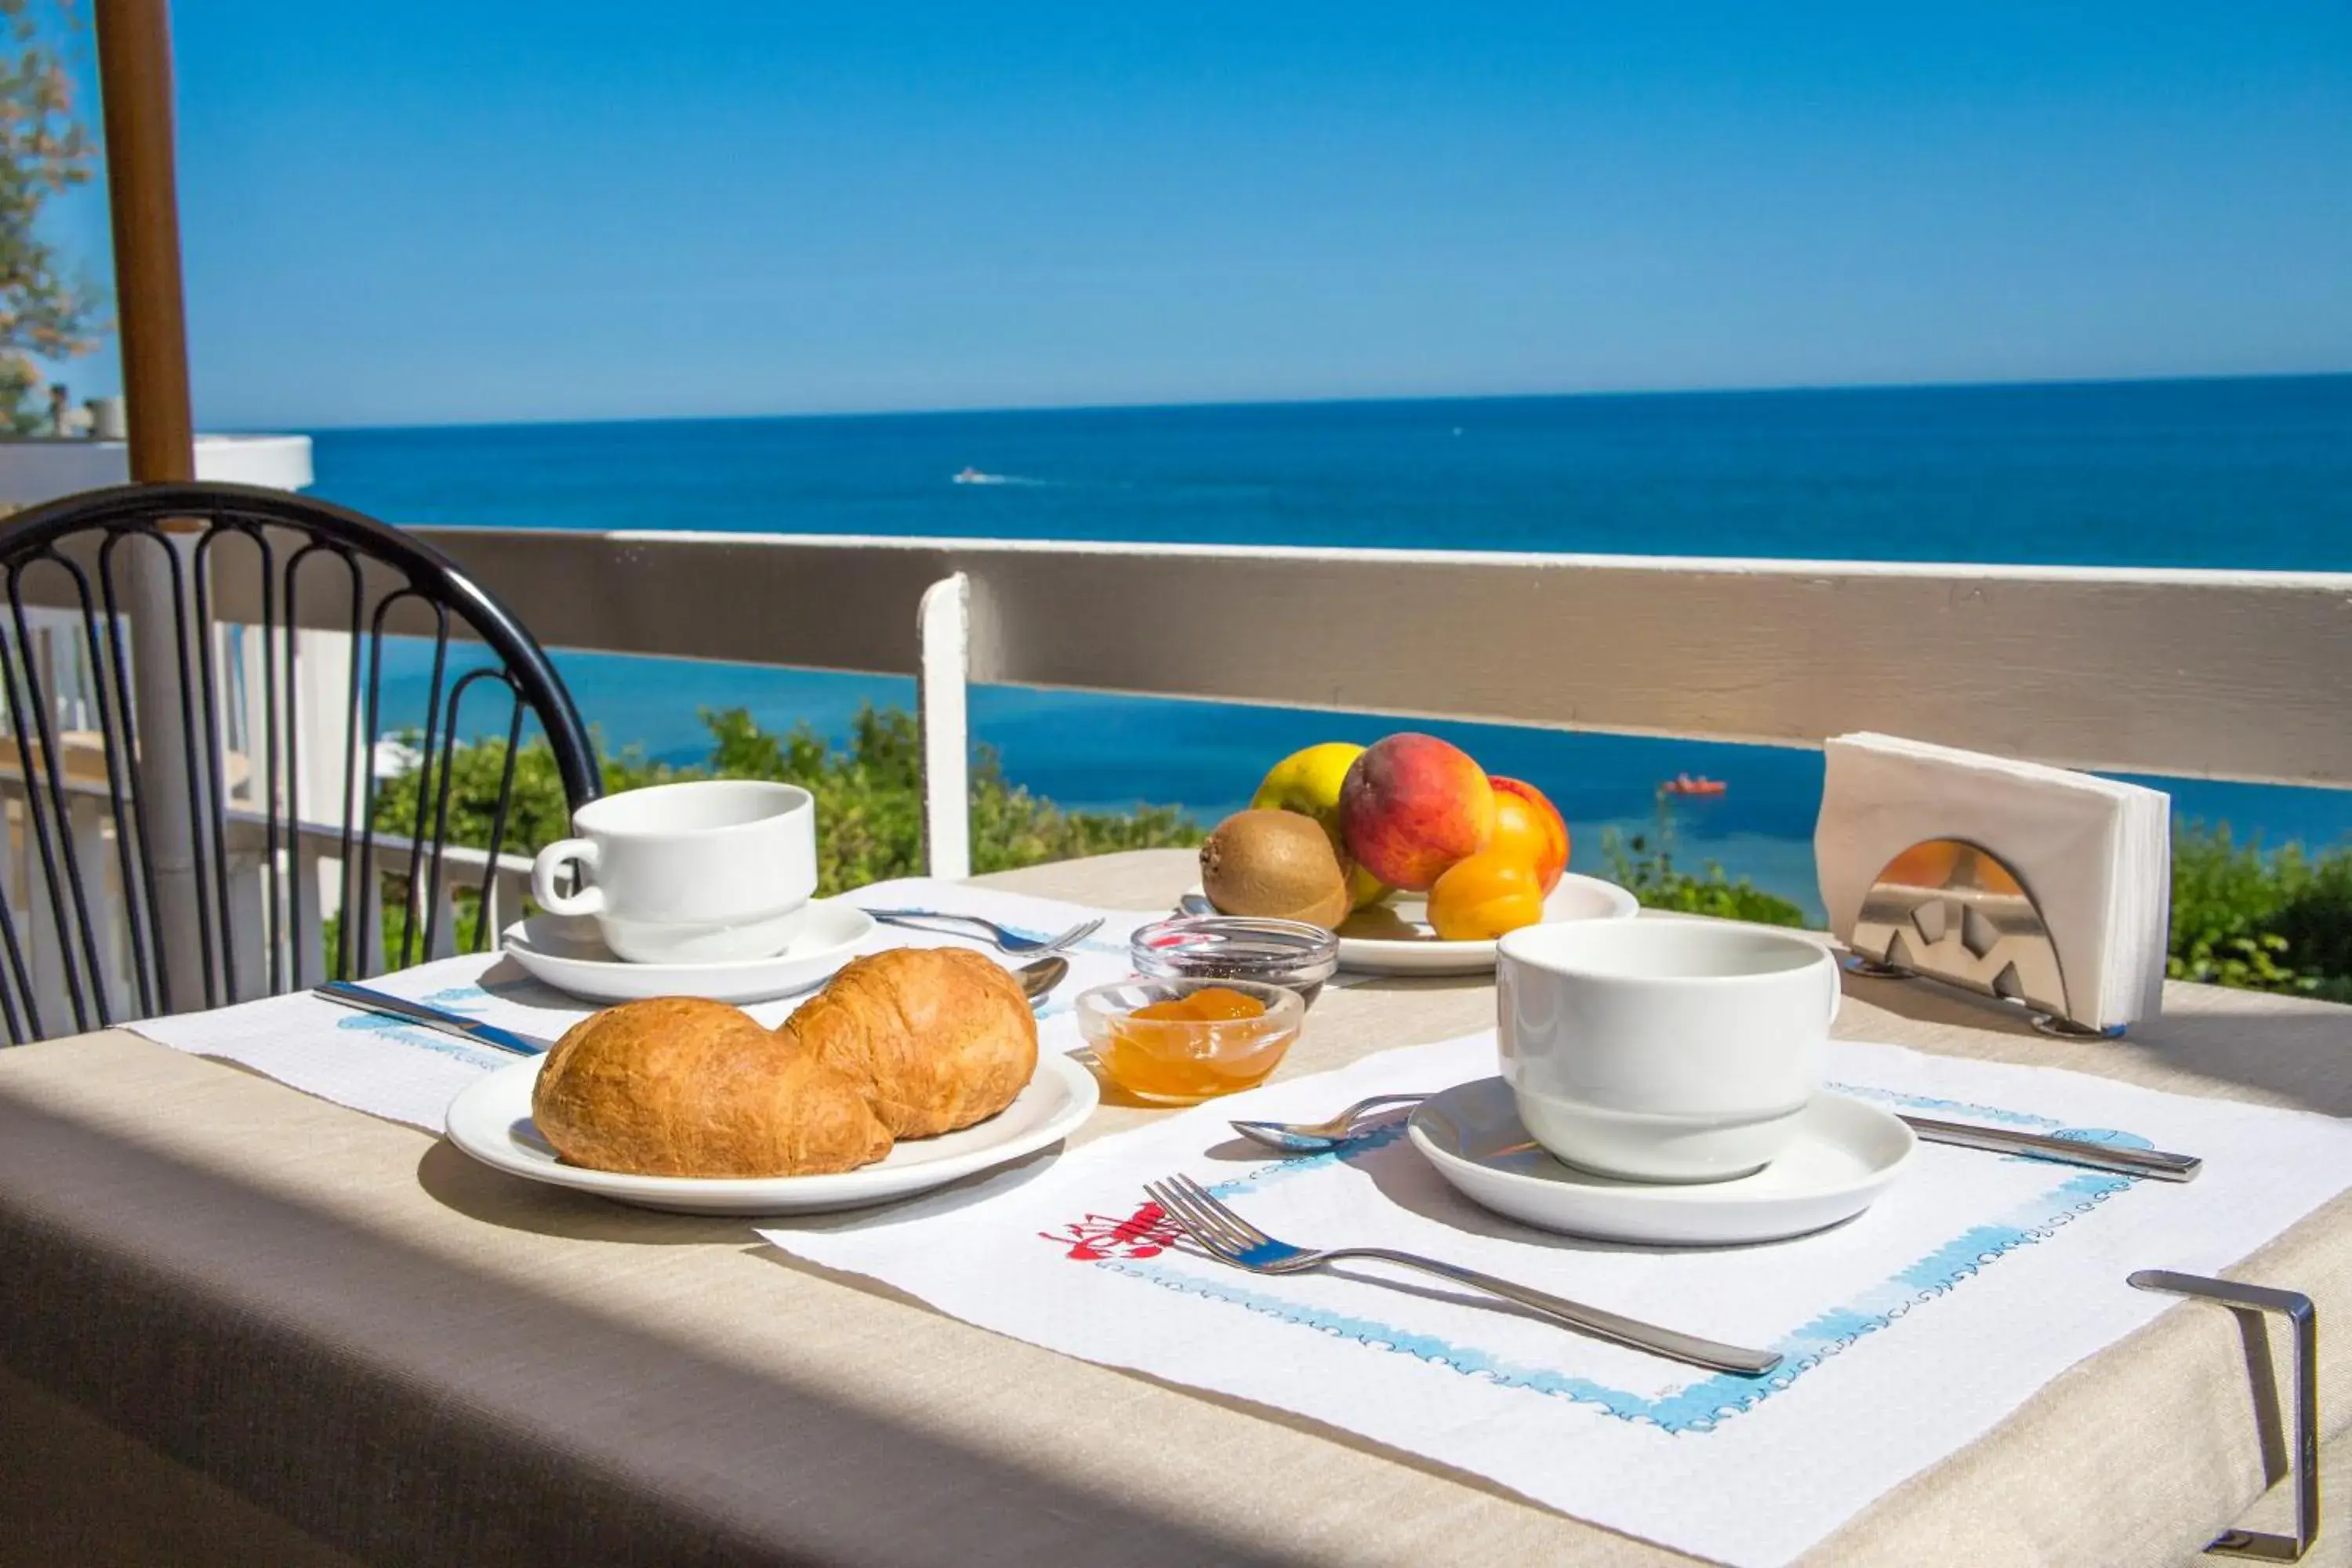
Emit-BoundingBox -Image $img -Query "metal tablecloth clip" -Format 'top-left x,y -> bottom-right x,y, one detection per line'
2129,1270 -> 2318,1562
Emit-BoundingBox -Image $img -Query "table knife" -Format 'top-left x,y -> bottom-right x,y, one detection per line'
314,981 -> 554,1056
1236,1096 -> 2203,1183
315,953 -> 1068,1060
1900,1115 -> 2201,1181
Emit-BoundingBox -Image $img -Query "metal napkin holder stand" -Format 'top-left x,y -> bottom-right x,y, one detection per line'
1843,836 -> 2122,1039
1846,838 -> 2321,1559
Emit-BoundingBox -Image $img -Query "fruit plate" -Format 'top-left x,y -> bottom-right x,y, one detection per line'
444,1051 -> 1101,1215
1334,873 -> 1638,975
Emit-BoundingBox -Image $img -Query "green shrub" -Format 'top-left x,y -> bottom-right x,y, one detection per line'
2167,824 -> 2352,1001
1599,793 -> 1809,928
369,718 -> 2352,1001
2263,856 -> 2352,993
372,703 -> 1203,902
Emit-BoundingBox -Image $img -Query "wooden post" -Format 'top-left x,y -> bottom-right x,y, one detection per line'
95,0 -> 194,485
95,0 -> 210,1013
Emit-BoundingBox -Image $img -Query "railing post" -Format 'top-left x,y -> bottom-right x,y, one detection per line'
916,574 -> 971,880
119,535 -> 212,1014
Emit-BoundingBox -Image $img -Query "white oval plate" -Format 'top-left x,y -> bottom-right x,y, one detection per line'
445,1051 -> 1100,1214
1408,1080 -> 1915,1247
1334,873 -> 1638,975
498,900 -> 877,1005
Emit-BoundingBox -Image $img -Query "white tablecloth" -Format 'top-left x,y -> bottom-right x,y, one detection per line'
762,1029 -> 2352,1566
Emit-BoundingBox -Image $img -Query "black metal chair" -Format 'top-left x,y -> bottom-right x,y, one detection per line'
0,480 -> 601,1043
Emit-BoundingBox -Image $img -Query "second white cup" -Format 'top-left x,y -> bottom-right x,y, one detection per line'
1496,920 -> 1841,1183
529,779 -> 817,964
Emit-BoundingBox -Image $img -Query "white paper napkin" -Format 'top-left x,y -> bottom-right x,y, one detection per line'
1816,733 -> 2169,1029
761,1032 -> 2352,1567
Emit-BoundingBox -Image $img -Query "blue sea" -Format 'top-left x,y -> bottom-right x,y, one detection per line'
310,374 -> 2352,920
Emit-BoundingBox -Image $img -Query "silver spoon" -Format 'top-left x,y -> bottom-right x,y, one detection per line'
1229,1094 -> 1432,1152
1018,953 -> 1069,1003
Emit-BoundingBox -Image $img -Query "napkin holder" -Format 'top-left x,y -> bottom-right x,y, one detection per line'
1846,837 -> 2123,1038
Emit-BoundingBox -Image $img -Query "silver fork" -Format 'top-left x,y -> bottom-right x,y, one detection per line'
1145,1174 -> 1783,1377
863,910 -> 1104,954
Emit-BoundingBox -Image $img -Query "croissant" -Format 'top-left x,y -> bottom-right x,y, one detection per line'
532,996 -> 891,1178
779,946 -> 1038,1138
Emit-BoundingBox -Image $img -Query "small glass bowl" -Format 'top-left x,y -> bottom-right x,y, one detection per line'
1074,978 -> 1305,1105
1127,915 -> 1340,1006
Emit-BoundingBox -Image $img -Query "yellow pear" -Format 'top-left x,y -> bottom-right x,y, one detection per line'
1250,742 -> 1390,909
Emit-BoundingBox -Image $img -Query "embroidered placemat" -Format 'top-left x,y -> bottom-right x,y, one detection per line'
130,879 -> 1145,1129
760,1029 -> 2352,1566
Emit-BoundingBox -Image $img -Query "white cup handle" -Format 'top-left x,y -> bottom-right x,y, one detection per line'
1827,959 -> 1844,1029
532,837 -> 604,916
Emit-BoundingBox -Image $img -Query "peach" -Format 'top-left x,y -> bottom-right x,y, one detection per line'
1489,776 -> 1570,891
1338,734 -> 1494,891
1427,849 -> 1547,941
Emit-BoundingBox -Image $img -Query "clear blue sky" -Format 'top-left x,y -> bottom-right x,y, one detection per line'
123,2 -> 2352,427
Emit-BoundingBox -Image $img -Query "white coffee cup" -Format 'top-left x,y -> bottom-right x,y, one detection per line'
1496,920 -> 1841,1183
529,779 -> 818,964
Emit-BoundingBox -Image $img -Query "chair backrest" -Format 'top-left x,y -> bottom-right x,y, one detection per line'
0,480 -> 601,1042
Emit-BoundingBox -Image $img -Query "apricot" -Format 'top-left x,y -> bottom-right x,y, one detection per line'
1427,850 -> 1547,941
1181,987 -> 1268,1021
1488,776 -> 1570,892
1338,734 -> 1495,891
1126,989 -> 1268,1022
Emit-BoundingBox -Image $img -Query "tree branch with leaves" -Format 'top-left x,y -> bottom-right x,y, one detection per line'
0,0 -> 98,433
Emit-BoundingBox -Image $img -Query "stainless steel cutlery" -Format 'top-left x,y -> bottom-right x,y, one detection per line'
865,909 -> 1105,954
314,955 -> 1073,1054
314,981 -> 551,1055
1230,1095 -> 2201,1181
1146,1173 -> 1783,1376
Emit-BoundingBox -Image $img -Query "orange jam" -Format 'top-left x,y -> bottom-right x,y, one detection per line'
1099,987 -> 1294,1104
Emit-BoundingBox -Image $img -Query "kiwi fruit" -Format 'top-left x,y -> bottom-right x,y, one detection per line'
1200,809 -> 1353,929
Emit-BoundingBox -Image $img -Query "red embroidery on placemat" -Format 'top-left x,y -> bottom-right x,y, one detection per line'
1041,1200 -> 1183,1261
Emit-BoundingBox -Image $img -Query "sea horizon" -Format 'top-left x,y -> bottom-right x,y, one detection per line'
260,367 -> 2352,439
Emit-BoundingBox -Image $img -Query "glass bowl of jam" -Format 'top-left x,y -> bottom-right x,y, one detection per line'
1127,915 -> 1339,1005
1074,978 -> 1305,1105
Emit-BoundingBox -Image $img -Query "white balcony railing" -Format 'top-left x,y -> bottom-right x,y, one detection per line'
140,524 -> 2352,872
401,525 -> 2352,779
9,524 -> 2352,1029
0,434 -> 315,510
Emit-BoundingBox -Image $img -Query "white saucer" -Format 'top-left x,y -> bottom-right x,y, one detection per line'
498,901 -> 877,1005
1408,1080 -> 1915,1246
1334,874 -> 1638,975
445,1051 -> 1100,1214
